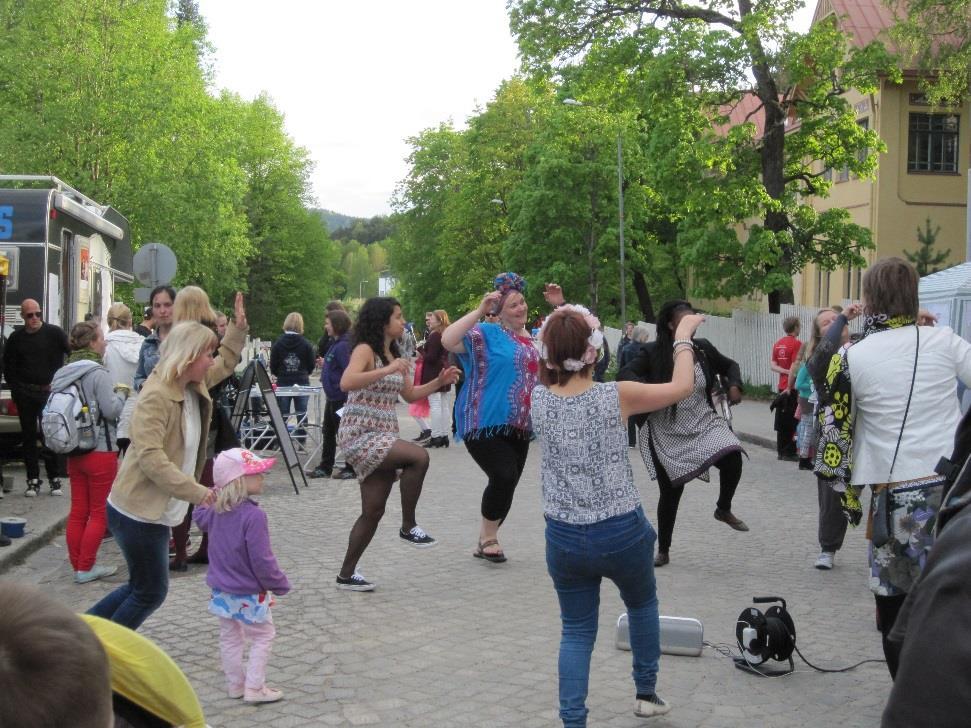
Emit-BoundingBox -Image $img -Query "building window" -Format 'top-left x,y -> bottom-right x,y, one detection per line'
908,113 -> 959,172
815,267 -> 831,306
856,118 -> 869,168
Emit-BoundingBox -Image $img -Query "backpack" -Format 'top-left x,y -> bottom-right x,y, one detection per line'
41,363 -> 105,455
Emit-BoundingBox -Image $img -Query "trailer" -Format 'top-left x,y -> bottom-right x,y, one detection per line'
0,175 -> 133,334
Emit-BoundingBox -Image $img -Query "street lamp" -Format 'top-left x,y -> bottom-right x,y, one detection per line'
563,98 -> 627,325
359,279 -> 369,299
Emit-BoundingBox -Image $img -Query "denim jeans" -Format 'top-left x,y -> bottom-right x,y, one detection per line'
546,507 -> 660,728
87,503 -> 170,630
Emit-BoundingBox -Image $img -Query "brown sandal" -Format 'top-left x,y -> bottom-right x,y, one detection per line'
474,539 -> 507,563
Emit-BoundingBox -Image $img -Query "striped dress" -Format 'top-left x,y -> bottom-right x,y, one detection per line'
337,356 -> 404,482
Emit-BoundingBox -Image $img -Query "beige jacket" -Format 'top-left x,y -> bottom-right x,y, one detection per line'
110,375 -> 212,521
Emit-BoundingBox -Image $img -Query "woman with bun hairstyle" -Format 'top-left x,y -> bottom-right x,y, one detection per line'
532,304 -> 704,725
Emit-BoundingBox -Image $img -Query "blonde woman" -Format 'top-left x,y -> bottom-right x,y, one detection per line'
269,312 -> 315,434
169,286 -> 248,570
421,309 -> 452,448
88,322 -> 219,630
104,302 -> 143,390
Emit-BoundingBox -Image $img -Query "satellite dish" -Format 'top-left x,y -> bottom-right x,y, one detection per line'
132,242 -> 177,287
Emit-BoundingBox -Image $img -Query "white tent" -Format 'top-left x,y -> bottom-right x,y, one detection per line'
919,262 -> 971,339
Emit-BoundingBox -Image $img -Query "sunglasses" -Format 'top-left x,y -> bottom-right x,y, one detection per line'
24,312 -> 42,319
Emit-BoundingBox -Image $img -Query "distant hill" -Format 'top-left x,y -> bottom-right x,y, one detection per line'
314,208 -> 360,233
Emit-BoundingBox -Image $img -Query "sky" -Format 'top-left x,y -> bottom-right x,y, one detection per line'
198,0 -> 521,218
198,0 -> 818,220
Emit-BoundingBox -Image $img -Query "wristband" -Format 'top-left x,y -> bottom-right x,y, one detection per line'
672,339 -> 693,348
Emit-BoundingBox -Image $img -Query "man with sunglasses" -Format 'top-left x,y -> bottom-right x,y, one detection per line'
4,299 -> 69,496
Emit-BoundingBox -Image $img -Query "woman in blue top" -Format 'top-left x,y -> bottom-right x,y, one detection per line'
532,304 -> 703,726
443,273 -> 558,562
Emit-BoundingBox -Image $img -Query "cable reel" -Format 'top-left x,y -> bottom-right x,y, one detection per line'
735,596 -> 797,676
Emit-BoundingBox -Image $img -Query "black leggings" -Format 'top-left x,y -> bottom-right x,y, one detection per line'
650,442 -> 743,552
875,593 -> 907,679
339,440 -> 430,579
464,434 -> 530,522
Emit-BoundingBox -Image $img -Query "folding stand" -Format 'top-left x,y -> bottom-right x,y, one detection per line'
230,360 -> 306,495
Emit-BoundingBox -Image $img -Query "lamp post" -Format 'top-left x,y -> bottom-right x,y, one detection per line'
359,279 -> 369,299
563,98 -> 626,325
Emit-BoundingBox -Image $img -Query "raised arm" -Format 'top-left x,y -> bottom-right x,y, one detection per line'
442,292 -> 500,354
807,305 -> 860,405
401,365 -> 460,403
618,314 -> 706,419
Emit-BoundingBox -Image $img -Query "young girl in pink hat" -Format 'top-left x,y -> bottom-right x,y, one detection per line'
193,448 -> 290,703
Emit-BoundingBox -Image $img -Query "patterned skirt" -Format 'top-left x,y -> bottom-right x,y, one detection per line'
208,589 -> 275,625
866,475 -> 946,596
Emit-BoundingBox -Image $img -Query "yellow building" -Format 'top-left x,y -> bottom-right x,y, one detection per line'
796,0 -> 969,307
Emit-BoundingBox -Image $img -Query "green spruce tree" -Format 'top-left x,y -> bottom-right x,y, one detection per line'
905,218 -> 951,276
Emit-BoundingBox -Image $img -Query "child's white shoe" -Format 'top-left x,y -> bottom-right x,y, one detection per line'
244,685 -> 283,703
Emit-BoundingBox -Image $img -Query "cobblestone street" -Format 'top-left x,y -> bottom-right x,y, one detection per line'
4,405 -> 889,727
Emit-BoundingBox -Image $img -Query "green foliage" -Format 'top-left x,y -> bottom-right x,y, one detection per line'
314,209 -> 359,233
890,0 -> 971,105
508,0 -> 896,310
0,0 -> 339,335
905,217 -> 952,276
331,216 -> 395,245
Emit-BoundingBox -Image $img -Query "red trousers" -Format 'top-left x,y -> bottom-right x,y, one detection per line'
66,450 -> 118,572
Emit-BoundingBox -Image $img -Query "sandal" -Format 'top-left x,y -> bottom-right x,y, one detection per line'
474,539 -> 507,563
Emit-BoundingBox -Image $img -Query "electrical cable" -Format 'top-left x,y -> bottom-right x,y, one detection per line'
792,644 -> 886,673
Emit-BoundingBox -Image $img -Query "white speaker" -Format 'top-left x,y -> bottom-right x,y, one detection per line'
616,613 -> 704,657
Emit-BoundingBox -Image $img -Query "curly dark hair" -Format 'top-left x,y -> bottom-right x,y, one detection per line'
352,297 -> 401,365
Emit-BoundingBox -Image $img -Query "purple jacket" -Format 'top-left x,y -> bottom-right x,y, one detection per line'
193,500 -> 290,595
321,334 -> 351,401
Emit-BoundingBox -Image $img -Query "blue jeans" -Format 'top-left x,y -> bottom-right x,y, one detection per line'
87,504 -> 170,630
546,507 -> 660,728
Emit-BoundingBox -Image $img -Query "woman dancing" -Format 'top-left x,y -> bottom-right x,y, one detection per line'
442,273 -> 556,563
619,299 -> 746,567
335,297 -> 458,591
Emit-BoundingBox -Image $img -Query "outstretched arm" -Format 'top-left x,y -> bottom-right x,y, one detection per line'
442,292 -> 501,354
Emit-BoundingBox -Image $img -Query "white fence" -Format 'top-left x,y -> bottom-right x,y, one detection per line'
608,303 -> 861,388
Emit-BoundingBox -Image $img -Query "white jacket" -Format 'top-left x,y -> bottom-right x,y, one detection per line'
104,329 -> 144,389
848,325 -> 971,485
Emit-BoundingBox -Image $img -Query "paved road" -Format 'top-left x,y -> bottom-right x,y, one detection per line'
3,407 -> 889,727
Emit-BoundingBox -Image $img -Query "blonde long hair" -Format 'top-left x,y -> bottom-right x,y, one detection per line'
173,286 -> 217,328
154,322 -> 217,383
106,302 -> 131,331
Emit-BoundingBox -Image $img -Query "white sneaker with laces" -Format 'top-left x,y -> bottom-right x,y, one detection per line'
814,551 -> 835,570
75,564 -> 118,584
634,694 -> 671,718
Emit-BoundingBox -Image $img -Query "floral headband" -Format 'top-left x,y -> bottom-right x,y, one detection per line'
493,271 -> 527,296
537,304 -> 604,372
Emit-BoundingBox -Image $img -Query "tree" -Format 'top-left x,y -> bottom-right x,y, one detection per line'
889,0 -> 971,105
509,0 -> 896,311
905,217 -> 951,276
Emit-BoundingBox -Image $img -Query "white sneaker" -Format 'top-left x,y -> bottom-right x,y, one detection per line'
814,551 -> 835,570
75,564 -> 118,584
244,685 -> 283,703
634,694 -> 671,718
24,479 -> 40,497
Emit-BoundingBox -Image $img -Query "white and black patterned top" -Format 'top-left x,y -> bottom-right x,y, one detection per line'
640,362 -> 742,486
532,382 -> 641,525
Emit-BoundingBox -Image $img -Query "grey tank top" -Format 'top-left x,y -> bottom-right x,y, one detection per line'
532,382 -> 641,525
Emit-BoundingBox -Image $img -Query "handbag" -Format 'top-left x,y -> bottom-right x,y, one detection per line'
871,327 -> 919,548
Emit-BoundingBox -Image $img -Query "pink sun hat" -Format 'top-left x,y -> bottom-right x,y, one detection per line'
212,448 -> 276,490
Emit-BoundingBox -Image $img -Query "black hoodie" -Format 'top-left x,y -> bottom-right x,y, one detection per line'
270,332 -> 315,387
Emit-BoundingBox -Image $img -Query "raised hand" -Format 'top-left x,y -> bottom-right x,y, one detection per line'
844,302 -> 863,321
674,313 -> 705,339
234,292 -> 248,329
543,283 -> 565,307
479,291 -> 502,316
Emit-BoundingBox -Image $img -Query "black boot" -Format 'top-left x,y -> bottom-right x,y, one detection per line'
413,429 -> 431,442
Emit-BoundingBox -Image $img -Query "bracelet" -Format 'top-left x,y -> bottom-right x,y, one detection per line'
672,339 -> 693,348
674,347 -> 694,357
